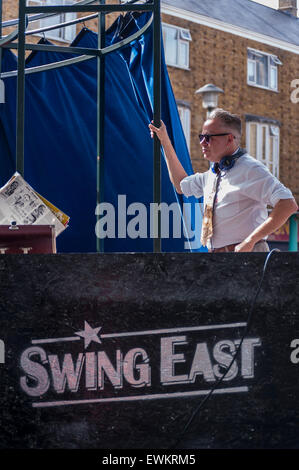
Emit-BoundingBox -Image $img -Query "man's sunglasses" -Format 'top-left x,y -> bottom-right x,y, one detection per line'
198,133 -> 233,143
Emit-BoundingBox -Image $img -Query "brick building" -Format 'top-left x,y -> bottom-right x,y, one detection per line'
1,0 -> 299,202
161,0 -> 299,204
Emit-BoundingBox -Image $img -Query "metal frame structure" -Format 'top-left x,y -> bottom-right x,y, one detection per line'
0,0 -> 161,253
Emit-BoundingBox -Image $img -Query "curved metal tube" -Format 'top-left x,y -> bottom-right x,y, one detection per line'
0,28 -> 19,46
24,0 -> 144,37
1,12 -> 153,79
102,12 -> 153,56
2,55 -> 91,78
0,0 -> 98,46
0,0 -> 146,47
0,15 -> 29,46
1,0 -> 141,29
26,12 -> 98,37
1,0 -> 99,29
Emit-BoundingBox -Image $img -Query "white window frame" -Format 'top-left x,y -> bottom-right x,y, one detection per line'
247,48 -> 282,92
162,23 -> 191,70
246,121 -> 280,178
177,104 -> 191,151
28,0 -> 77,43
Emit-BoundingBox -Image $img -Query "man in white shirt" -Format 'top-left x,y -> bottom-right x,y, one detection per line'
149,108 -> 298,252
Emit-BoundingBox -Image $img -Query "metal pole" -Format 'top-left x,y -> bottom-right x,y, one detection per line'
0,0 -> 3,104
16,0 -> 26,176
288,214 -> 298,252
153,0 -> 161,252
25,3 -> 153,14
96,0 -> 106,253
0,1 -> 2,62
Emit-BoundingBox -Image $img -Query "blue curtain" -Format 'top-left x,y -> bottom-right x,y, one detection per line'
0,12 -> 205,253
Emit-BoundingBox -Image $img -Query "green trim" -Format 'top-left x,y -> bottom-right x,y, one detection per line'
289,214 -> 298,252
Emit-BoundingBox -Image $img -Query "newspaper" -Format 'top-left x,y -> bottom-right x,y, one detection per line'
0,172 -> 69,236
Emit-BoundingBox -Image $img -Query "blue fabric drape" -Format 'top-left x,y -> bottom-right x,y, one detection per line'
0,12 -> 205,252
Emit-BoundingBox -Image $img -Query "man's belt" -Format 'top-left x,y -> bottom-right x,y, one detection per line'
209,240 -> 268,253
209,243 -> 239,253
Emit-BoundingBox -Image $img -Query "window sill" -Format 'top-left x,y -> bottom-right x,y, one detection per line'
247,82 -> 279,93
166,64 -> 191,71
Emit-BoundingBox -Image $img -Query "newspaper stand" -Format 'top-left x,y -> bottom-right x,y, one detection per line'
0,224 -> 56,254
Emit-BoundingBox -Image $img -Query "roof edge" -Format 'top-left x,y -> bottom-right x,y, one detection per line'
161,4 -> 299,55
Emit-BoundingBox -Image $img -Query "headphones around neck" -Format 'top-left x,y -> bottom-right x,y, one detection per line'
212,148 -> 246,174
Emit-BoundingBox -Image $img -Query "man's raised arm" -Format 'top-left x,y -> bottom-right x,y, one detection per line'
149,120 -> 187,194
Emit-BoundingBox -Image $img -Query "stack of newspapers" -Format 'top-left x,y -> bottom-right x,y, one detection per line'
0,172 -> 69,236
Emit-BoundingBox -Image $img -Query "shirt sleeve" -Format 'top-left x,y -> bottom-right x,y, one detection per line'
180,172 -> 206,198
241,160 -> 293,207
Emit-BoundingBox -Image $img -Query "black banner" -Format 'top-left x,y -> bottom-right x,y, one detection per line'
0,253 -> 299,449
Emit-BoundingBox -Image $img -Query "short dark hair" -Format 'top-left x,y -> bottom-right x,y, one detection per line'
208,108 -> 242,137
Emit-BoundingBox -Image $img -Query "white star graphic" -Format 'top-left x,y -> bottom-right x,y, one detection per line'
75,321 -> 102,349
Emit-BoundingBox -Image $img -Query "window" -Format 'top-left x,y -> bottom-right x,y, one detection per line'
177,104 -> 191,150
28,0 -> 77,42
162,23 -> 191,69
246,121 -> 280,177
247,48 -> 282,91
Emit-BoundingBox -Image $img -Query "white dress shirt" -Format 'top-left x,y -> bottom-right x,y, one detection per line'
180,153 -> 293,249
